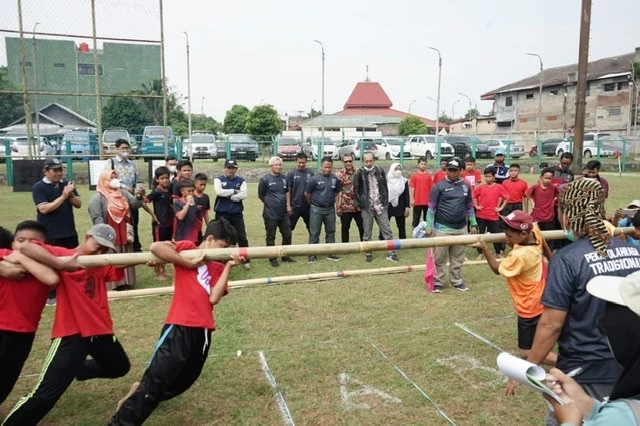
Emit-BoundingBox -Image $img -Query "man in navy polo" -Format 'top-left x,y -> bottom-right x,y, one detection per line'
32,158 -> 81,304
286,152 -> 314,233
305,156 -> 341,263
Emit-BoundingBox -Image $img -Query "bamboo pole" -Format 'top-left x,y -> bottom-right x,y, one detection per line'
107,260 -> 491,301
78,228 -> 634,268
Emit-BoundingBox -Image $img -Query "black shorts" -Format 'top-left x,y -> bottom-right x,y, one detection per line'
517,315 -> 541,350
153,226 -> 173,242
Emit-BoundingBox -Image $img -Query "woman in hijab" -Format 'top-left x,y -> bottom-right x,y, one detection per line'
544,270 -> 640,425
382,162 -> 410,239
88,169 -> 144,290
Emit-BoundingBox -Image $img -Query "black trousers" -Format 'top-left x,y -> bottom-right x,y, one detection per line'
476,217 -> 505,254
340,211 -> 364,243
290,207 -> 310,232
264,217 -> 292,260
110,324 -> 211,426
502,202 -> 523,216
215,212 -> 249,252
412,205 -> 428,229
0,330 -> 35,405
131,208 -> 141,252
3,334 -> 130,426
380,214 -> 407,240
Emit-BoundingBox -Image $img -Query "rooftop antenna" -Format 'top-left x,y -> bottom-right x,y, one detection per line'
365,64 -> 370,82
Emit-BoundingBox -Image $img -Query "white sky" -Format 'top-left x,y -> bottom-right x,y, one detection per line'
1,0 -> 639,122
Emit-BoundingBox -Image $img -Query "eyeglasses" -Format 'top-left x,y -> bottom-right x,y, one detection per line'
343,160 -> 353,163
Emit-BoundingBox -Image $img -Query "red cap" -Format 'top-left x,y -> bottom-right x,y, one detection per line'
500,210 -> 533,231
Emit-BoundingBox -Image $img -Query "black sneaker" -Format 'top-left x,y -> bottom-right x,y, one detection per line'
365,254 -> 373,263
46,297 -> 56,307
386,253 -> 399,262
269,258 -> 280,267
282,256 -> 297,263
433,285 -> 443,293
327,255 -> 341,261
308,255 -> 317,263
454,283 -> 469,292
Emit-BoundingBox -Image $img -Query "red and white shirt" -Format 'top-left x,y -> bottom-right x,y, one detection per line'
0,249 -> 51,333
44,244 -> 123,338
164,241 -> 227,330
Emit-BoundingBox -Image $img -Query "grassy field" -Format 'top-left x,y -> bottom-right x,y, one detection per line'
0,169 -> 637,425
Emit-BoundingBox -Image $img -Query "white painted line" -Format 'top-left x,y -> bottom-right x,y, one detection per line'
17,373 -> 40,379
454,322 -> 506,353
339,373 -> 402,410
371,343 -> 457,426
258,351 -> 295,426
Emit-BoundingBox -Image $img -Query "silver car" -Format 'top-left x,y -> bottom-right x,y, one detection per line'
485,139 -> 525,159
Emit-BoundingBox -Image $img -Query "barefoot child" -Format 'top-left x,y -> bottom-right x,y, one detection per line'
110,218 -> 242,425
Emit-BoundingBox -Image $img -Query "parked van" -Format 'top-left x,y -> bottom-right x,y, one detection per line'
62,129 -> 98,162
183,133 -> 217,161
102,129 -> 131,156
140,126 -> 176,160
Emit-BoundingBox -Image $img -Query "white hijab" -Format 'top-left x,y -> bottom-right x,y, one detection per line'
387,162 -> 406,208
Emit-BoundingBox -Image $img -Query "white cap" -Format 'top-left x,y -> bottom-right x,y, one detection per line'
586,270 -> 640,317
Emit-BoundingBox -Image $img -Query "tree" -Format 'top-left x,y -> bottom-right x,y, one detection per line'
438,113 -> 453,125
132,79 -> 179,125
223,104 -> 250,133
398,116 -> 429,136
0,66 -> 24,128
464,108 -> 480,120
309,108 -> 321,118
101,97 -> 148,135
245,104 -> 282,137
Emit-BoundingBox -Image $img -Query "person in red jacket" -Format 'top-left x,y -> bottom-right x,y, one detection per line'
3,224 -> 130,426
110,218 -> 242,425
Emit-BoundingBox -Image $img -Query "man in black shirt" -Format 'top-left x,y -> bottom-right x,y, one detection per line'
286,152 -> 314,232
258,157 -> 296,267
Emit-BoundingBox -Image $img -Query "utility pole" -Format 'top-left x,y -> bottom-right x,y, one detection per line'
429,47 -> 442,136
525,53 -> 543,143
32,22 -> 41,155
573,0 -> 591,174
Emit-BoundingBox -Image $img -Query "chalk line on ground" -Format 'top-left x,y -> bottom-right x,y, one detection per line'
258,350 -> 295,426
454,322 -> 506,353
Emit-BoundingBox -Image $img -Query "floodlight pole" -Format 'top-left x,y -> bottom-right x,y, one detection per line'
183,31 -> 192,141
313,39 -> 325,170
428,47 -> 442,136
452,99 -> 460,120
409,99 -> 416,114
459,92 -> 474,134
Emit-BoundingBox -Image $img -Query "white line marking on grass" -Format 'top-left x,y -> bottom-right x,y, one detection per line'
338,373 -> 401,410
435,355 -> 506,388
258,351 -> 295,426
371,343 -> 457,426
454,322 -> 506,353
17,373 -> 40,379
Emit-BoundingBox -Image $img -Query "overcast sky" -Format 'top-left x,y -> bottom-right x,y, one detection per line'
1,0 -> 639,122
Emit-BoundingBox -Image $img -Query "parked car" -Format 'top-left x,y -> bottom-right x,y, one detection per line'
556,140 -> 616,158
62,129 -> 98,162
276,137 -> 300,161
102,129 -> 131,156
218,134 -> 259,161
337,138 -> 379,160
374,137 -> 412,160
301,137 -> 337,160
540,138 -> 565,157
404,134 -> 454,159
140,126 -> 176,160
484,139 -> 525,158
183,133 -> 217,161
441,135 -> 491,159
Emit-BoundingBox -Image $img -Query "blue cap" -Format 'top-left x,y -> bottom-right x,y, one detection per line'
495,149 -> 506,156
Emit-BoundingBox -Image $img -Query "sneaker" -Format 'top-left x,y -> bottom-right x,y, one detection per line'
46,297 -> 56,307
327,255 -> 341,261
454,283 -> 469,292
365,254 -> 373,263
386,253 -> 399,262
243,262 -> 251,271
433,285 -> 443,293
308,255 -> 317,263
282,256 -> 297,263
269,258 -> 280,267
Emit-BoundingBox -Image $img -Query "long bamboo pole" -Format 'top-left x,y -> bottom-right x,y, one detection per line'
107,260 -> 491,301
78,228 -> 634,268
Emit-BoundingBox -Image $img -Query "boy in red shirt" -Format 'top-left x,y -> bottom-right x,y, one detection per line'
409,156 -> 433,229
110,218 -> 241,425
502,164 -> 529,216
0,221 -> 59,404
3,224 -> 130,426
461,156 -> 482,189
526,167 -> 559,232
432,158 -> 448,184
474,166 -> 510,259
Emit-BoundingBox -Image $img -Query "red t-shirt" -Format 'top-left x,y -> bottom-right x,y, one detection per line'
474,184 -> 510,221
409,172 -> 433,206
164,241 -> 228,330
433,170 -> 447,184
0,249 -> 51,333
526,183 -> 559,223
44,244 -> 123,338
502,178 -> 529,204
461,170 -> 482,189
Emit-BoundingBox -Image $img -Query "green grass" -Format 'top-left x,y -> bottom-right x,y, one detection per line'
0,171 -> 637,424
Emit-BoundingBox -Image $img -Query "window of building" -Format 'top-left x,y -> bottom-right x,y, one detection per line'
54,63 -> 65,68
603,83 -> 615,92
547,115 -> 558,121
526,93 -> 534,99
505,96 -> 513,107
617,82 -> 627,91
528,117 -> 537,123
586,82 -> 590,97
609,108 -> 621,116
550,89 -> 558,95
77,63 -> 103,76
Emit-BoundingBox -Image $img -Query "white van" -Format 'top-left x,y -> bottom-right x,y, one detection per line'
405,134 -> 454,159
